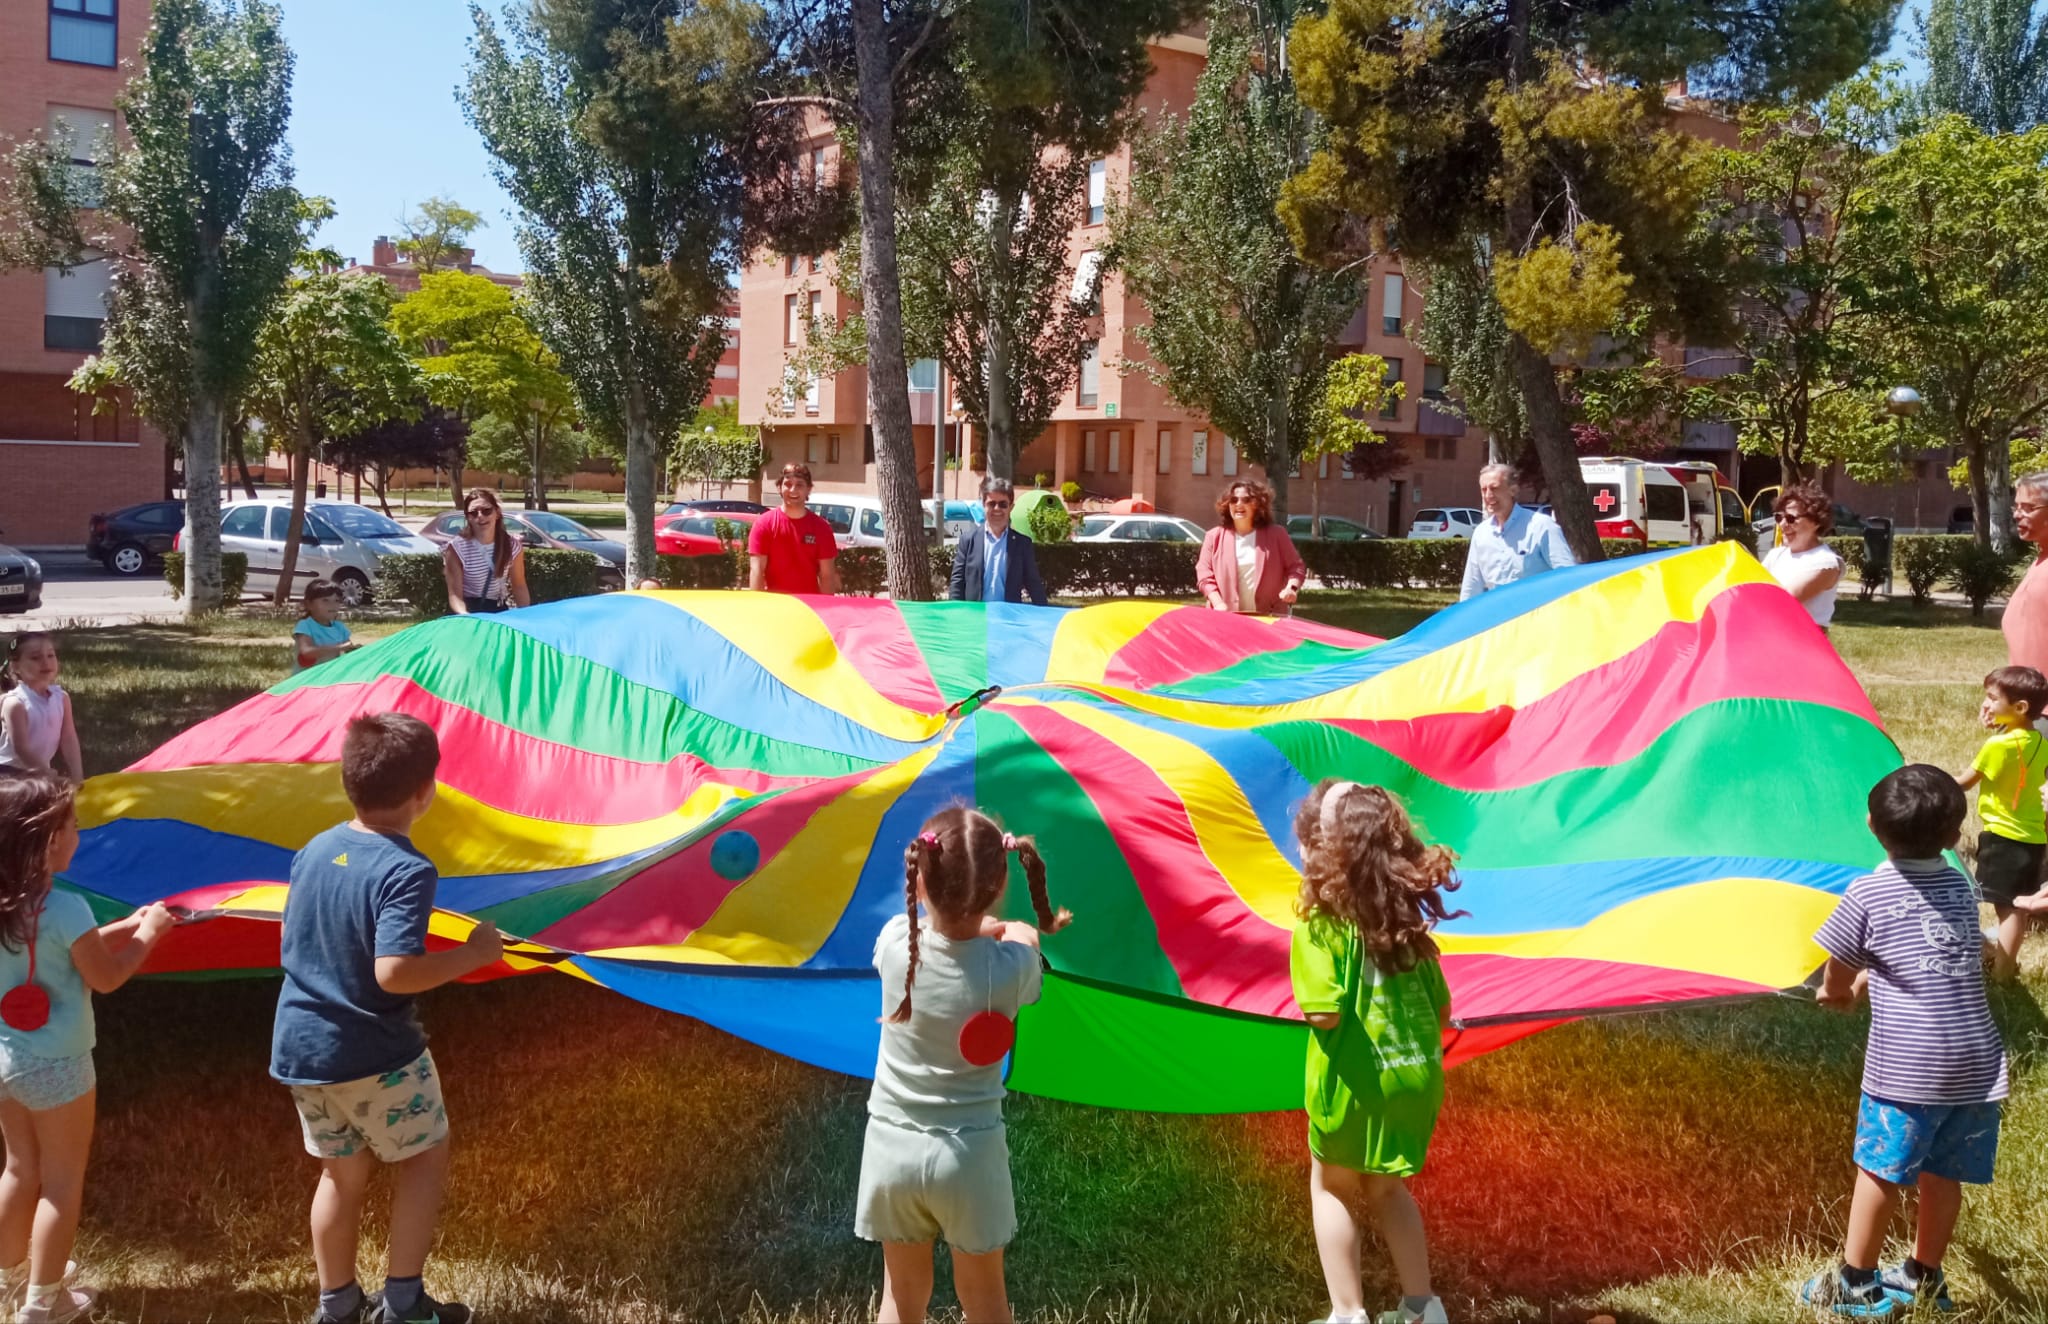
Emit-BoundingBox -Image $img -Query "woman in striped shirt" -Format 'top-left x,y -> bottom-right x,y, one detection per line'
440,488 -> 531,615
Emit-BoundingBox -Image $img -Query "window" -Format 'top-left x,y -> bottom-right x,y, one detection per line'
43,256 -> 109,350
809,289 -> 822,332
266,507 -> 295,542
806,434 -> 821,463
803,376 -> 819,414
814,503 -> 855,535
1423,437 -> 1458,461
1082,430 -> 1097,473
1107,430 -> 1121,474
1381,273 -> 1404,335
1289,454 -> 1301,478
221,506 -> 265,539
784,254 -> 798,277
908,358 -> 939,392
1647,485 -> 1687,524
1078,341 -> 1099,406
1340,451 -> 1354,480
47,107 -> 113,208
1191,430 -> 1209,476
1381,358 -> 1402,419
1423,362 -> 1447,400
1318,453 -> 1330,479
860,509 -> 884,538
784,294 -> 800,346
827,433 -> 842,464
1223,438 -> 1239,476
1087,160 -> 1107,225
1071,250 -> 1104,311
811,146 -> 827,189
50,0 -> 116,66
808,254 -> 822,273
1157,430 -> 1173,474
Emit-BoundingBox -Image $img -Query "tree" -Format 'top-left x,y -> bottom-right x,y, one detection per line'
1711,69 -> 1902,486
1918,0 -> 2048,135
244,269 -> 423,602
327,406 -> 469,513
395,195 -> 487,273
1108,2 -> 1362,521
1854,117 -> 2048,551
389,270 -> 578,508
1409,245 -> 1526,461
466,1 -> 760,584
0,0 -> 300,614
671,399 -> 768,492
1282,0 -> 1893,562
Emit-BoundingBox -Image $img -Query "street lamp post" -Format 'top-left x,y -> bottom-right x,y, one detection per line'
1885,385 -> 1923,531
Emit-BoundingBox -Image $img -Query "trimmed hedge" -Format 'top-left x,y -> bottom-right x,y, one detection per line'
161,552 -> 249,603
376,549 -> 605,618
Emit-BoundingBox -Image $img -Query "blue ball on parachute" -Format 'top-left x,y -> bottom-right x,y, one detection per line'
710,829 -> 761,881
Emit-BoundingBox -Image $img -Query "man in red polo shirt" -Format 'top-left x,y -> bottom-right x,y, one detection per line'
749,462 -> 840,594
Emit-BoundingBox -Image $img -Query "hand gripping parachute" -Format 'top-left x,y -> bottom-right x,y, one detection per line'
68,544 -> 1897,1112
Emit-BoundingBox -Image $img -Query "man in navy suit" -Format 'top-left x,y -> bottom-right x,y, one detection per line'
950,477 -> 1049,605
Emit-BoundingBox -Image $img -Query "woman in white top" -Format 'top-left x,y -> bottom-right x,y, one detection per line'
440,488 -> 531,616
1762,482 -> 1843,630
0,633 -> 80,783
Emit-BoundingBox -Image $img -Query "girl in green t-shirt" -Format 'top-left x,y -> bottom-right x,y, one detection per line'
1290,781 -> 1462,1324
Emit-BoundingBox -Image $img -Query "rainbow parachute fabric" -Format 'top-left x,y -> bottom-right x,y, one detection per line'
69,543 -> 1897,1112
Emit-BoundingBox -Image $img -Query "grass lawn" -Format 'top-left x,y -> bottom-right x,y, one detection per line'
37,593 -> 2048,1323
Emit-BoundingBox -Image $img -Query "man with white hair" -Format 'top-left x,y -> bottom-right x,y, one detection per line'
2005,473 -> 2048,672
1459,462 -> 1576,600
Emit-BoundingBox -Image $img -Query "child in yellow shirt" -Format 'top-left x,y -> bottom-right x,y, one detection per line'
1956,665 -> 2048,980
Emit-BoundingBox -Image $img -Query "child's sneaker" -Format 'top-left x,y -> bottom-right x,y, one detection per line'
1377,1299 -> 1450,1324
309,1291 -> 382,1324
375,1292 -> 469,1324
1800,1266 -> 1897,1317
13,1284 -> 97,1324
1880,1262 -> 1955,1312
3,1262 -> 77,1318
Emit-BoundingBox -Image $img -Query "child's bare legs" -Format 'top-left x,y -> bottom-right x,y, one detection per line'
878,1242 -> 934,1324
17,1092 -> 93,1289
1310,1157 -> 1368,1318
1913,1173 -> 1963,1269
1991,902 -> 2026,980
950,1245 -> 1011,1323
1359,1173 -> 1432,1300
310,1150 -> 376,1291
386,1139 -> 451,1279
0,1100 -> 41,1270
1844,1167 -> 1903,1270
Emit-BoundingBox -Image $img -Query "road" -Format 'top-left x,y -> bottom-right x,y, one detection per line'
11,555 -> 185,627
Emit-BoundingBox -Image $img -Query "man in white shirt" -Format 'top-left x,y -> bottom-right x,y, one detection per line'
1460,463 -> 1577,600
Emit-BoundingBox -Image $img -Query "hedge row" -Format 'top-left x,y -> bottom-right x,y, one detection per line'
161,552 -> 249,602
1829,533 -> 2021,615
377,549 -> 604,617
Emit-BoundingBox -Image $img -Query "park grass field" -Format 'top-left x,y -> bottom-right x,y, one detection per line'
36,592 -> 2048,1322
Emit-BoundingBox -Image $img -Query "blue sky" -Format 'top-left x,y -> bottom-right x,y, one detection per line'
280,2 -> 1926,281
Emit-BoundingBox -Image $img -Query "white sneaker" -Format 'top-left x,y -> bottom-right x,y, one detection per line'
2,1264 -> 77,1320
1375,1299 -> 1449,1324
14,1284 -> 96,1324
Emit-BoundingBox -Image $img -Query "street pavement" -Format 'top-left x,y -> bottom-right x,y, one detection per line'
11,555 -> 185,626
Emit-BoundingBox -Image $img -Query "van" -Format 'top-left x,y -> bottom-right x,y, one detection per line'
197,499 -> 440,604
805,494 -> 940,549
1580,458 -> 1742,543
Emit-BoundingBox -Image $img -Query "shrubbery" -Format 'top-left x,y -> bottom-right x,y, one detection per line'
161,552 -> 248,603
376,549 -> 605,617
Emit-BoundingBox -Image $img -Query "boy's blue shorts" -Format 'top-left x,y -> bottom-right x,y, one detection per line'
1854,1092 -> 2001,1185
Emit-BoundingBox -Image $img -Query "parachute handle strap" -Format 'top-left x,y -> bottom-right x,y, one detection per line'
945,685 -> 1003,721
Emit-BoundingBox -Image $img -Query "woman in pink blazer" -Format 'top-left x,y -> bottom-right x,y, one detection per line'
1196,479 -> 1308,615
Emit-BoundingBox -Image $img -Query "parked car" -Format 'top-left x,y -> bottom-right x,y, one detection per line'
87,500 -> 184,576
0,531 -> 43,615
654,511 -> 762,557
195,499 -> 441,605
663,498 -> 768,517
1285,514 -> 1383,542
1073,514 -> 1208,544
421,508 -> 626,591
807,495 -> 939,548
1407,507 -> 1484,539
927,499 -> 980,540
1948,505 -> 1974,535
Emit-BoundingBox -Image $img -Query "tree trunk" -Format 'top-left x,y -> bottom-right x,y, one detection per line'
1509,333 -> 1603,562
273,432 -> 313,606
1267,399 -> 1293,522
622,399 -> 658,585
986,311 -> 1017,482
532,417 -> 550,511
183,390 -> 226,616
229,416 -> 259,498
373,467 -> 392,516
852,0 -> 932,600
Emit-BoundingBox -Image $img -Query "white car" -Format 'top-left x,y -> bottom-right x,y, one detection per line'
807,494 -> 939,548
1073,514 -> 1208,544
1407,507 -> 1484,539
198,499 -> 440,604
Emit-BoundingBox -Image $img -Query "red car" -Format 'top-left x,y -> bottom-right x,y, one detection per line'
655,510 -> 761,557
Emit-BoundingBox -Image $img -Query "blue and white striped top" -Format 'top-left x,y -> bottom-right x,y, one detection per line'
1814,858 -> 2008,1105
450,535 -> 512,604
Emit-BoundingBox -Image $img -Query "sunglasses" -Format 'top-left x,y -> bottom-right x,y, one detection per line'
1775,511 -> 1810,523
1230,497 -> 1255,505
467,507 -> 496,518
985,500 -> 1011,511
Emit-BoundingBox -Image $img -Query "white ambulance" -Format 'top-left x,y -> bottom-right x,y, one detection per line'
1579,457 -> 1745,544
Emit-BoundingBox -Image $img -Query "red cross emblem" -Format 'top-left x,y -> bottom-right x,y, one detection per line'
1591,489 -> 1617,514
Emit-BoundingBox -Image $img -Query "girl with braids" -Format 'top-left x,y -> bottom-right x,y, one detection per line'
855,805 -> 1071,1324
1291,781 -> 1462,1324
0,775 -> 175,1323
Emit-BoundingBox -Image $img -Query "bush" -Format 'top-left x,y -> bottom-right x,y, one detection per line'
1033,471 -> 1053,489
1060,480 -> 1082,504
655,550 -> 744,589
376,548 -> 605,617
1026,500 -> 1073,544
1949,541 -> 2021,619
523,549 -> 604,603
161,552 -> 248,603
1036,542 -> 1199,596
1896,536 -> 1966,605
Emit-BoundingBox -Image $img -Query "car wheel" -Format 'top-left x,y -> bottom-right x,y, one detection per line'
109,542 -> 149,576
334,569 -> 371,607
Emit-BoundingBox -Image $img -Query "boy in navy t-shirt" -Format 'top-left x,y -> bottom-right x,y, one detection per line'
272,713 -> 502,1324
1802,765 -> 2009,1317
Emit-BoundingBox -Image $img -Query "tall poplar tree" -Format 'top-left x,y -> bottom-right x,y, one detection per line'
1919,0 -> 2048,134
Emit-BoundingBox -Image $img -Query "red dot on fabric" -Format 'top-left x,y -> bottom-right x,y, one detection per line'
1,983 -> 50,1033
958,1010 -> 1016,1066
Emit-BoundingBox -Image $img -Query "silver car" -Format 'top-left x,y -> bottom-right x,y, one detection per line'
207,500 -> 440,605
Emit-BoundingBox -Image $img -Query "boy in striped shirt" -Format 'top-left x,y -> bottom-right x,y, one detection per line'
1801,765 -> 2008,1317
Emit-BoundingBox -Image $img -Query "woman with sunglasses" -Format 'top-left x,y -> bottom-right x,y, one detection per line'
440,488 -> 531,616
1196,479 -> 1307,616
1763,481 -> 1842,631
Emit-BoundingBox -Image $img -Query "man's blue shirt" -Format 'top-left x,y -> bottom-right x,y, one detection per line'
1460,505 -> 1576,600
981,525 -> 1009,604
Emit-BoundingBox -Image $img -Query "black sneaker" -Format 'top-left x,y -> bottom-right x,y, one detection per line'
1880,1262 -> 1956,1312
376,1292 -> 471,1324
310,1291 -> 382,1324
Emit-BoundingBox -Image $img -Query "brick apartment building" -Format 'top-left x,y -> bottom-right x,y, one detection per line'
738,32 -> 1961,532
0,0 -> 165,549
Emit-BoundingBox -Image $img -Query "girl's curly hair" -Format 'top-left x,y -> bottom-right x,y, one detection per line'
1293,780 -> 1465,972
0,773 -> 75,953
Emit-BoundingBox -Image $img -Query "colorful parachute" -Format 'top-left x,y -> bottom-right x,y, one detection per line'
68,543 -> 1897,1112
